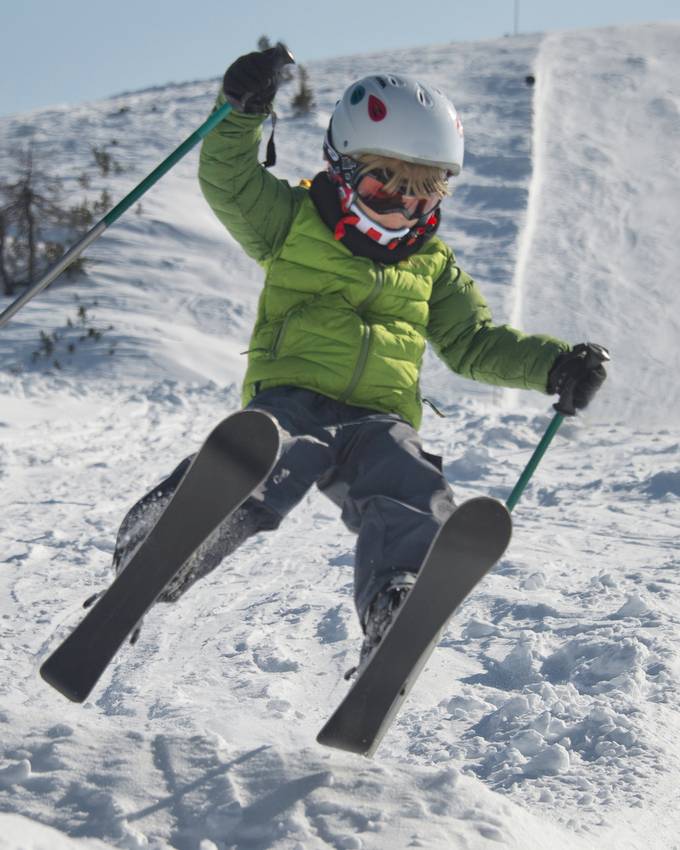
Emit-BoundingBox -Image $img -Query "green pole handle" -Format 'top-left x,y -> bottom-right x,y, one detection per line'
0,101 -> 233,329
505,412 -> 564,512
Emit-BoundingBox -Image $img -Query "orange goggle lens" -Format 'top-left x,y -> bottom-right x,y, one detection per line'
356,171 -> 442,219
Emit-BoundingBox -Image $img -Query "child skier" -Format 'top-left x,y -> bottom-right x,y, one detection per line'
113,45 -> 607,664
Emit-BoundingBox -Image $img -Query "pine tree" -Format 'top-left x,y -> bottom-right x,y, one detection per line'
291,65 -> 315,117
0,146 -> 66,296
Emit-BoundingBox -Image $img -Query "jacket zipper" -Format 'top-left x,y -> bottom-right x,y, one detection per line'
270,309 -> 297,358
339,266 -> 384,402
339,324 -> 372,402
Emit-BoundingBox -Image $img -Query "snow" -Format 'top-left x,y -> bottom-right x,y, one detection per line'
1,21 -> 679,850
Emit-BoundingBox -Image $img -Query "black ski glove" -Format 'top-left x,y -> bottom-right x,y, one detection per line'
223,43 -> 295,114
547,342 -> 610,415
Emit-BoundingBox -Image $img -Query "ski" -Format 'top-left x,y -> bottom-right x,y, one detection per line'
40,409 -> 279,703
317,496 -> 512,757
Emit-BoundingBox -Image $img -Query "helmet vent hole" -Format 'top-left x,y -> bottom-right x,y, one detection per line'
416,87 -> 434,108
387,75 -> 403,86
374,76 -> 387,88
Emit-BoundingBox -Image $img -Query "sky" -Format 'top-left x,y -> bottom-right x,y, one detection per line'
1,0 -> 679,118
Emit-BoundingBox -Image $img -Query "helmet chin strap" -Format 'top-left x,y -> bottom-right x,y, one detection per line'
337,183 -> 411,247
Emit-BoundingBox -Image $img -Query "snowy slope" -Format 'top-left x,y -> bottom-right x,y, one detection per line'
1,22 -> 680,850
510,24 -> 680,425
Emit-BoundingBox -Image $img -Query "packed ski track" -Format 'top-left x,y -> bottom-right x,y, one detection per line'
1,22 -> 679,850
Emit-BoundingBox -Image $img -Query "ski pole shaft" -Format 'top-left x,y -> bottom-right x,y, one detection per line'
505,412 -> 564,513
0,101 -> 233,329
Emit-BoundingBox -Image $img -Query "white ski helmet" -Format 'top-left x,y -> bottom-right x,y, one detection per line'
326,73 -> 464,176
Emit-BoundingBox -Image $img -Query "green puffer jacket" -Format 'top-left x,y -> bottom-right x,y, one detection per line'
199,95 -> 569,429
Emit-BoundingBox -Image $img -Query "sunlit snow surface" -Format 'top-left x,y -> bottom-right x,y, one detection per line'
1,23 -> 679,850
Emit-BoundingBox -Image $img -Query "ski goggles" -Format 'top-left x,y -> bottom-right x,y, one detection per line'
355,169 -> 444,220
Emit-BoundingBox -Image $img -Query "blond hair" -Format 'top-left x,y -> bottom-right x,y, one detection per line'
356,153 -> 450,199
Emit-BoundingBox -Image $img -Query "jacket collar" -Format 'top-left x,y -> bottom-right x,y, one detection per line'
308,172 -> 440,265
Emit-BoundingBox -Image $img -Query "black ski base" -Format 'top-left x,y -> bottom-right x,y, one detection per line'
317,496 -> 512,757
40,409 -> 279,703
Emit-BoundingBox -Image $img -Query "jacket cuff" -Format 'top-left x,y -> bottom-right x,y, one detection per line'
214,88 -> 271,120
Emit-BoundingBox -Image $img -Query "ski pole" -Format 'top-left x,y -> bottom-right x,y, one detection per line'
0,101 -> 234,330
505,411 -> 564,512
0,42 -> 295,330
505,343 -> 609,511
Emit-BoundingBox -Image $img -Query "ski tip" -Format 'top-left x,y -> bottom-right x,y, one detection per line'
453,496 -> 513,553
460,495 -> 512,522
234,408 -> 280,438
215,409 -> 281,469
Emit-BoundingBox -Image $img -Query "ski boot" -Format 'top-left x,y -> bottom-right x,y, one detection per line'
345,580 -> 413,680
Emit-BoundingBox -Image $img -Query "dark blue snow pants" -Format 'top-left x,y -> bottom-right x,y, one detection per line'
113,387 -> 456,623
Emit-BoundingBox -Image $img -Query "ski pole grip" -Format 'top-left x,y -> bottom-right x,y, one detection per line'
231,42 -> 295,115
553,343 -> 610,416
272,42 -> 296,71
554,383 -> 576,416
